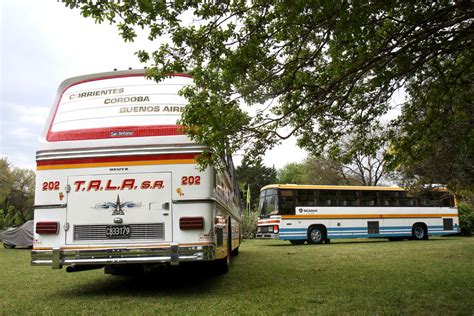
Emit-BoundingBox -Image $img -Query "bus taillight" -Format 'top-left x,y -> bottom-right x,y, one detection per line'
180,217 -> 204,230
273,225 -> 279,233
36,222 -> 59,235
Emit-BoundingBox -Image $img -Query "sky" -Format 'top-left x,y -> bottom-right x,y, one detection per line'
0,0 -> 307,171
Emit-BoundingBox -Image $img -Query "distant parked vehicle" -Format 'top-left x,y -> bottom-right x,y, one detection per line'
257,184 -> 459,244
0,220 -> 34,249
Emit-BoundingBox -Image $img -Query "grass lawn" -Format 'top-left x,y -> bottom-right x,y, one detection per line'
0,237 -> 473,315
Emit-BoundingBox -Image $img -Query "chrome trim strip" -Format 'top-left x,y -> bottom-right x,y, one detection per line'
256,233 -> 279,239
36,144 -> 207,161
172,197 -> 215,204
173,197 -> 241,221
31,244 -> 215,268
34,204 -> 67,209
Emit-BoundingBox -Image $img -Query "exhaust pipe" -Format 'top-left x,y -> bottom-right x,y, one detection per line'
66,265 -> 104,273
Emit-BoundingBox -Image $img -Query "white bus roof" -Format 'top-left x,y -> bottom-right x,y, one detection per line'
261,184 -> 449,192
262,184 -> 417,192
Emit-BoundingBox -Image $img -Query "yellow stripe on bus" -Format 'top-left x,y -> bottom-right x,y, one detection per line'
282,213 -> 458,219
36,159 -> 196,170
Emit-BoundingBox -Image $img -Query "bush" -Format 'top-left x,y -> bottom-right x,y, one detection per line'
0,209 -> 4,229
459,202 -> 474,236
241,211 -> 259,239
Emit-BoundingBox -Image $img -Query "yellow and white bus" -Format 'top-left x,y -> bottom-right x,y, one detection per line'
257,184 -> 459,244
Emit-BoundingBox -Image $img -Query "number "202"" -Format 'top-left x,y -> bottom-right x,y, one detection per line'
42,181 -> 60,191
181,176 -> 201,185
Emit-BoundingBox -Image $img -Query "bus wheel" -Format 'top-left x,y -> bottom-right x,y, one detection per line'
290,240 -> 305,245
307,226 -> 326,244
231,246 -> 239,256
412,224 -> 428,240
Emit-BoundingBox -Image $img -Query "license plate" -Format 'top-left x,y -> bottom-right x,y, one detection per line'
105,225 -> 131,238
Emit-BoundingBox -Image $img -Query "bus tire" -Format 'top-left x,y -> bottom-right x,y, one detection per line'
412,223 -> 428,240
290,240 -> 305,245
231,246 -> 239,256
307,226 -> 326,244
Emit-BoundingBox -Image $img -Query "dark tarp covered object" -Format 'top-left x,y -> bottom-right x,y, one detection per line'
0,220 -> 34,248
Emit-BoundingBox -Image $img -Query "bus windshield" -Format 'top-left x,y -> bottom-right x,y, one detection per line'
258,189 -> 278,216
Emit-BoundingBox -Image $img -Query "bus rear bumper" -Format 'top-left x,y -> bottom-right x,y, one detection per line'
256,233 -> 279,239
31,243 -> 215,269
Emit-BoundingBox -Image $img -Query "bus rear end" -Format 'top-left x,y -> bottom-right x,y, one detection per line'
31,70 -> 239,273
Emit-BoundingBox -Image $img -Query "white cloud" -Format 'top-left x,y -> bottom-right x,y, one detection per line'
9,103 -> 50,125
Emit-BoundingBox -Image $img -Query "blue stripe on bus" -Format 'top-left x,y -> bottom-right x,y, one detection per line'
280,231 -> 457,241
278,225 -> 459,241
280,225 -> 446,233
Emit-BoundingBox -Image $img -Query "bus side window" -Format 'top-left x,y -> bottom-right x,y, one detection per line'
319,190 -> 337,206
430,192 -> 451,207
360,191 -> 377,206
379,191 -> 398,206
280,189 -> 296,215
442,194 -> 455,207
296,189 -> 316,206
399,191 -> 417,207
421,198 -> 433,206
339,190 -> 359,206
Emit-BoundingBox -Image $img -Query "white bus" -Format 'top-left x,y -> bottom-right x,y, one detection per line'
31,69 -> 241,274
257,184 -> 459,244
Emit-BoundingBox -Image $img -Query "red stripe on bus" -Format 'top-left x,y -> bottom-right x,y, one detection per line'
36,153 -> 198,166
258,220 -> 280,224
47,125 -> 184,141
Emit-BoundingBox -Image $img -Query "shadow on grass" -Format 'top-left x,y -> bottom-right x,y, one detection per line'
55,261 -> 226,298
266,237 -> 460,247
2,247 -> 33,251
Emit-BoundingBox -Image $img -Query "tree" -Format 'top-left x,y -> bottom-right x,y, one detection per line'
0,158 -> 35,227
303,155 -> 358,186
277,155 -> 378,186
237,156 -> 277,211
327,129 -> 391,186
0,158 -> 13,206
387,54 -> 474,192
63,1 -> 473,189
278,162 -> 306,184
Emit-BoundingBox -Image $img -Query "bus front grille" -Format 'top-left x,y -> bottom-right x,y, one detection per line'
73,223 -> 164,241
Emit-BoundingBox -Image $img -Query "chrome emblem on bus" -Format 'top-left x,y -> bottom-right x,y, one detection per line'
93,195 -> 142,215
